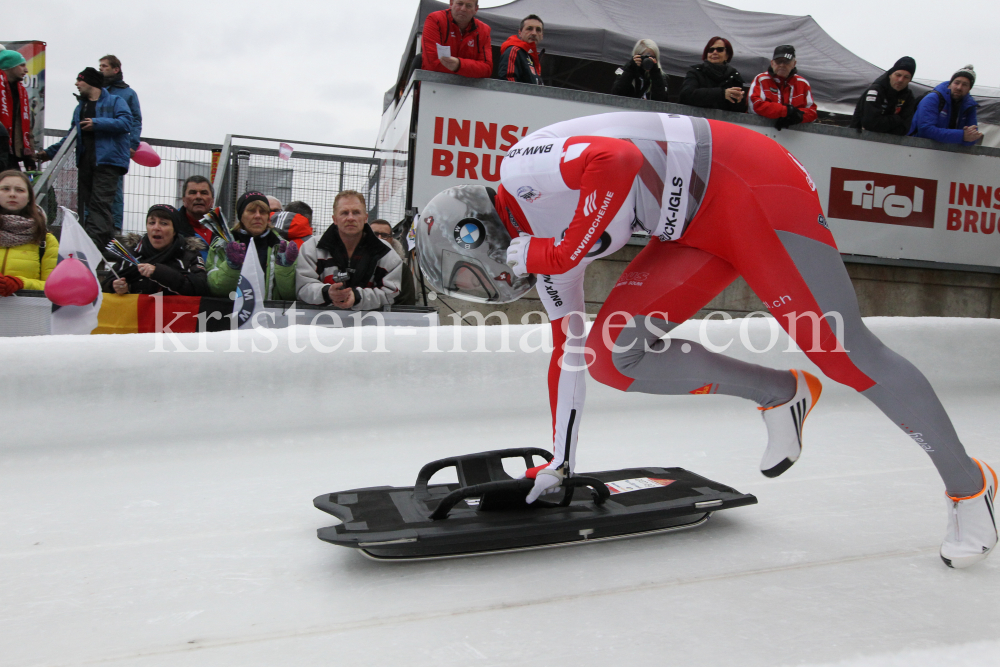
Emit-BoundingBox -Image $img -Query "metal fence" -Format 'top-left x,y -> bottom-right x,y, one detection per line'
37,131 -> 402,236
41,130 -> 221,235
213,136 -> 399,235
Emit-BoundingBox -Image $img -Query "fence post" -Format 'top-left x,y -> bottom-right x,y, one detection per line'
234,149 -> 250,216
33,126 -> 79,209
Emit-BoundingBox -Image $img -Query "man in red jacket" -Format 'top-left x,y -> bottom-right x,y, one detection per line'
0,49 -> 35,171
421,0 -> 493,79
749,45 -> 818,130
497,14 -> 544,85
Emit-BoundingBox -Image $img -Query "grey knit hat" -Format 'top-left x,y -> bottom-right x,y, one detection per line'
951,64 -> 976,87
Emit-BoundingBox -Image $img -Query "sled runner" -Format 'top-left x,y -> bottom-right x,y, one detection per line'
315,448 -> 757,561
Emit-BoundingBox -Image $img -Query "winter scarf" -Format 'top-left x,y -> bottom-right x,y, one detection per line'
700,60 -> 732,82
0,69 -> 32,154
0,214 -> 38,248
103,71 -> 129,89
129,232 -> 187,265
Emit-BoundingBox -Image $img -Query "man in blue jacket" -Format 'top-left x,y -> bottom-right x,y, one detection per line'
42,67 -> 132,249
910,64 -> 983,146
100,55 -> 142,232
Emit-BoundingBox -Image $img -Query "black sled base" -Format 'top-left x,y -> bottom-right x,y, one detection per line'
314,448 -> 757,561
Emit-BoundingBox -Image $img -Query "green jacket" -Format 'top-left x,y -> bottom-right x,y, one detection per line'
206,228 -> 297,300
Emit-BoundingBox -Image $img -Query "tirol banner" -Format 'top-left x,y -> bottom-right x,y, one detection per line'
1,41 -> 46,159
411,81 -> 1000,269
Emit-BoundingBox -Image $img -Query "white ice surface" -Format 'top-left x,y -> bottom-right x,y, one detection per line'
2,319 -> 999,667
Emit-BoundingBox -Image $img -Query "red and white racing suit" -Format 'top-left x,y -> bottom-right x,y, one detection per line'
495,111 -> 982,497
495,112 -> 711,473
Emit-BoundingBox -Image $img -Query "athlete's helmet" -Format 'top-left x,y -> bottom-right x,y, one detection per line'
415,185 -> 535,303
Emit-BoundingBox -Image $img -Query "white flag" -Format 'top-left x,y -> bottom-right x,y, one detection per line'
232,237 -> 265,329
50,207 -> 104,335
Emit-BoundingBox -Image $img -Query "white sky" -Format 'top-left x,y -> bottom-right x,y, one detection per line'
9,0 -> 999,148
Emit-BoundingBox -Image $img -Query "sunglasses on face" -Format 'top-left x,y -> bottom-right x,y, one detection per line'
373,231 -> 392,240
707,46 -> 727,53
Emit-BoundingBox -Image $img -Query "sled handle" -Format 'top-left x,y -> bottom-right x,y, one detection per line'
414,447 -> 553,500
566,476 -> 611,506
429,476 -> 610,521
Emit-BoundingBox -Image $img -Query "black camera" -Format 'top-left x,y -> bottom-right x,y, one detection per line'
331,270 -> 350,285
641,54 -> 656,71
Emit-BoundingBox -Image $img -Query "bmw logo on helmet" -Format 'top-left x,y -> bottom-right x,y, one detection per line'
415,184 -> 536,304
453,218 -> 486,250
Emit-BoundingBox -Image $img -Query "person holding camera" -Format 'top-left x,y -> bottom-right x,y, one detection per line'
206,191 -> 299,300
679,37 -> 745,112
295,190 -> 402,310
610,39 -> 667,102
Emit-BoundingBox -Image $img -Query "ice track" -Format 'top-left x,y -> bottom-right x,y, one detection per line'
2,318 -> 999,666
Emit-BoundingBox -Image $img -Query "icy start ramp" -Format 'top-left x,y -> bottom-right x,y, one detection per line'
1,319 -> 998,666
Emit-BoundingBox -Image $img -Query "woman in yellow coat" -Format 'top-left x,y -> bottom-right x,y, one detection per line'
0,170 -> 58,295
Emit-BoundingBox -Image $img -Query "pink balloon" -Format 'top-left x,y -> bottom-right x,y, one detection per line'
45,256 -> 100,306
132,141 -> 161,168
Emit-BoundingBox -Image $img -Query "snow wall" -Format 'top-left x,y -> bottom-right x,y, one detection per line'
5,317 -> 998,449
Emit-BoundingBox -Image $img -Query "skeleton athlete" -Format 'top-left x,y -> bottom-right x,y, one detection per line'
416,111 -> 996,568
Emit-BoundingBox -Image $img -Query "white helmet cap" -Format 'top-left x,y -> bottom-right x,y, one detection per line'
416,185 -> 536,303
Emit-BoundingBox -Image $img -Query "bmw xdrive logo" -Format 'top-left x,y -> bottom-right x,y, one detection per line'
234,275 -> 257,327
453,218 -> 486,250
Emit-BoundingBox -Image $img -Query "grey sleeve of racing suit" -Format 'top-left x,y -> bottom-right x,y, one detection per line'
351,247 -> 403,311
295,236 -> 329,305
535,262 -> 590,473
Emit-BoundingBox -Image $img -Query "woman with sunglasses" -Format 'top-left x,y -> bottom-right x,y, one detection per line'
679,37 -> 746,112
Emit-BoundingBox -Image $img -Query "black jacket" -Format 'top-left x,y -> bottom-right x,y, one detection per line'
496,36 -> 543,85
850,73 -> 917,136
611,59 -> 667,102
102,233 -> 209,296
397,257 -> 417,306
679,62 -> 745,112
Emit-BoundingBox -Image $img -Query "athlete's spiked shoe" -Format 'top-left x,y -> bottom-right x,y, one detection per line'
758,369 -> 823,478
941,459 -> 997,569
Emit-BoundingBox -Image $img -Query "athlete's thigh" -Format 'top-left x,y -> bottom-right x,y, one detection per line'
703,178 -> 874,391
588,239 -> 737,390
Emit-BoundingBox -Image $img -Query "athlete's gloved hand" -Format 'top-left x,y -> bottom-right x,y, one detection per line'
506,234 -> 531,277
525,465 -> 564,504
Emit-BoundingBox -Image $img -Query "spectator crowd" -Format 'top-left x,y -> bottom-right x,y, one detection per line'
3,167 -> 419,310
1,45 -> 418,311
420,0 -> 985,143
0,2 -> 988,312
